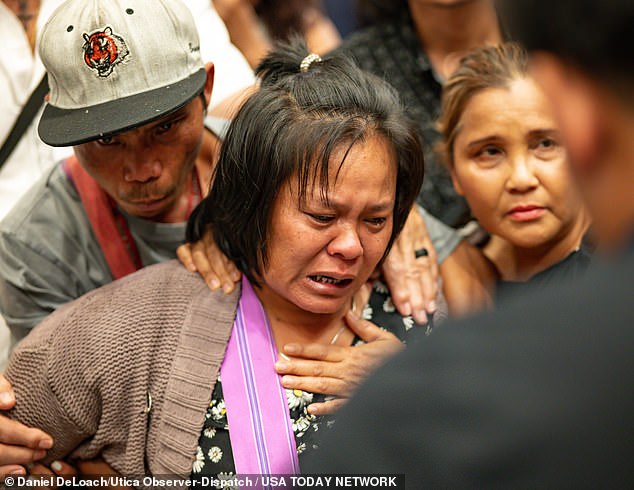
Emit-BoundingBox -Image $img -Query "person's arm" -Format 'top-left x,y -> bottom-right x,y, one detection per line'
301,4 -> 342,55
440,240 -> 496,316
0,231 -> 86,340
0,375 -> 53,478
380,207 -> 441,325
212,0 -> 272,69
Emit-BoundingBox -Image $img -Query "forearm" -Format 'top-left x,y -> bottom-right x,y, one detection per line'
217,2 -> 272,69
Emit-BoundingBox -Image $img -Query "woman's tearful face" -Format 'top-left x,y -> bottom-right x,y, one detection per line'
259,134 -> 398,316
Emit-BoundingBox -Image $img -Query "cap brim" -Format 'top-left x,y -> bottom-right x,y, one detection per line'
38,68 -> 207,147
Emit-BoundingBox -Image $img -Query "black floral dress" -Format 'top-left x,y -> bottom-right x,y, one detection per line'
190,280 -> 433,485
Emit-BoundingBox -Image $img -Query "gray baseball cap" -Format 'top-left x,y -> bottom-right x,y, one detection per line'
38,0 -> 207,147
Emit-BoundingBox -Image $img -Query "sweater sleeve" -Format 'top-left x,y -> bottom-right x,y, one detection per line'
5,302 -> 100,464
3,261 -> 234,476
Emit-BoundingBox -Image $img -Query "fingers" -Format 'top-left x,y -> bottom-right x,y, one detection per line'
280,375 -> 349,398
307,398 -> 348,416
29,463 -> 54,476
0,464 -> 26,478
0,375 -> 15,411
186,229 -> 241,294
49,460 -> 77,477
344,311 -> 397,344
281,342 -> 346,363
0,416 -> 53,452
75,458 -> 118,476
28,463 -> 60,490
275,357 -> 341,379
176,243 -> 196,273
382,207 -> 441,324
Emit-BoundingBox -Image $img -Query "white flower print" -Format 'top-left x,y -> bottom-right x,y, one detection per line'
217,472 -> 238,490
286,388 -> 313,410
211,400 -> 227,420
362,304 -> 373,320
204,427 -> 217,439
192,446 -> 205,473
292,413 -> 314,435
382,296 -> 395,313
208,446 -> 223,463
373,280 -> 388,294
297,442 -> 307,454
402,316 -> 414,331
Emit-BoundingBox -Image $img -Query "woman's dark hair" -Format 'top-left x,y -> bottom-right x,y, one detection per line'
187,39 -> 424,286
437,43 -> 528,166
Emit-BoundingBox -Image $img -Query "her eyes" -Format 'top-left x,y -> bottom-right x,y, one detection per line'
473,145 -> 504,166
481,146 -> 502,156
533,137 -> 561,158
307,214 -> 387,227
365,217 -> 387,227
535,138 -> 559,150
308,214 -> 335,224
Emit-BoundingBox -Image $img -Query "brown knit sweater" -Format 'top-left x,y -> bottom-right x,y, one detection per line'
5,260 -> 238,477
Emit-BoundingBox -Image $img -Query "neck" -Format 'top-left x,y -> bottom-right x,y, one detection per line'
501,214 -> 590,281
254,284 -> 352,352
408,0 -> 502,79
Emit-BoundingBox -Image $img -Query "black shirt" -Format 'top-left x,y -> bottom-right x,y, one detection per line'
190,280 -> 431,481
334,11 -> 471,227
496,245 -> 593,304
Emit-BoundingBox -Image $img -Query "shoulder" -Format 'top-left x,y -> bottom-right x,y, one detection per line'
18,261 -> 239,354
0,163 -> 76,234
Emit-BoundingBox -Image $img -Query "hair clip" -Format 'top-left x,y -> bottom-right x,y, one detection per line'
300,53 -> 322,73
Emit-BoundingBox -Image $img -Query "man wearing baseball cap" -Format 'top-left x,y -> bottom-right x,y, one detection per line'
0,0 -> 224,477
0,0 -> 219,342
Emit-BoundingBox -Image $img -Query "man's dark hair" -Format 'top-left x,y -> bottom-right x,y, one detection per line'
500,0 -> 634,87
186,39 -> 425,286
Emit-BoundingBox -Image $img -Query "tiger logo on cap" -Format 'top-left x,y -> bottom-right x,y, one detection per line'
82,26 -> 129,77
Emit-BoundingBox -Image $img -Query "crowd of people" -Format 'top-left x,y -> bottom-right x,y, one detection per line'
0,0 -> 632,488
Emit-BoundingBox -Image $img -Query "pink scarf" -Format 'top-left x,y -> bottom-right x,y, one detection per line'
220,278 -> 300,476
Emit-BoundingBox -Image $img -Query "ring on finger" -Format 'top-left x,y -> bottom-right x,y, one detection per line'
414,247 -> 429,259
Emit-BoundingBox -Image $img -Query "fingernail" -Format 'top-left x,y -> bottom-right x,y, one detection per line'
401,302 -> 412,316
281,375 -> 295,386
231,271 -> 241,282
209,278 -> 220,290
284,344 -> 299,355
222,283 -> 234,294
10,468 -> 26,475
348,309 -> 359,320
307,405 -> 318,415
33,450 -> 46,460
0,392 -> 14,405
38,438 -> 53,450
427,301 -> 437,313
414,310 -> 428,325
275,361 -> 288,371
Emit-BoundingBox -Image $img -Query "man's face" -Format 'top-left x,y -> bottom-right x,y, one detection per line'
73,97 -> 205,223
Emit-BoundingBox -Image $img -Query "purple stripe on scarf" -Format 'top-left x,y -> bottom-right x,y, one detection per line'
221,279 -> 300,477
